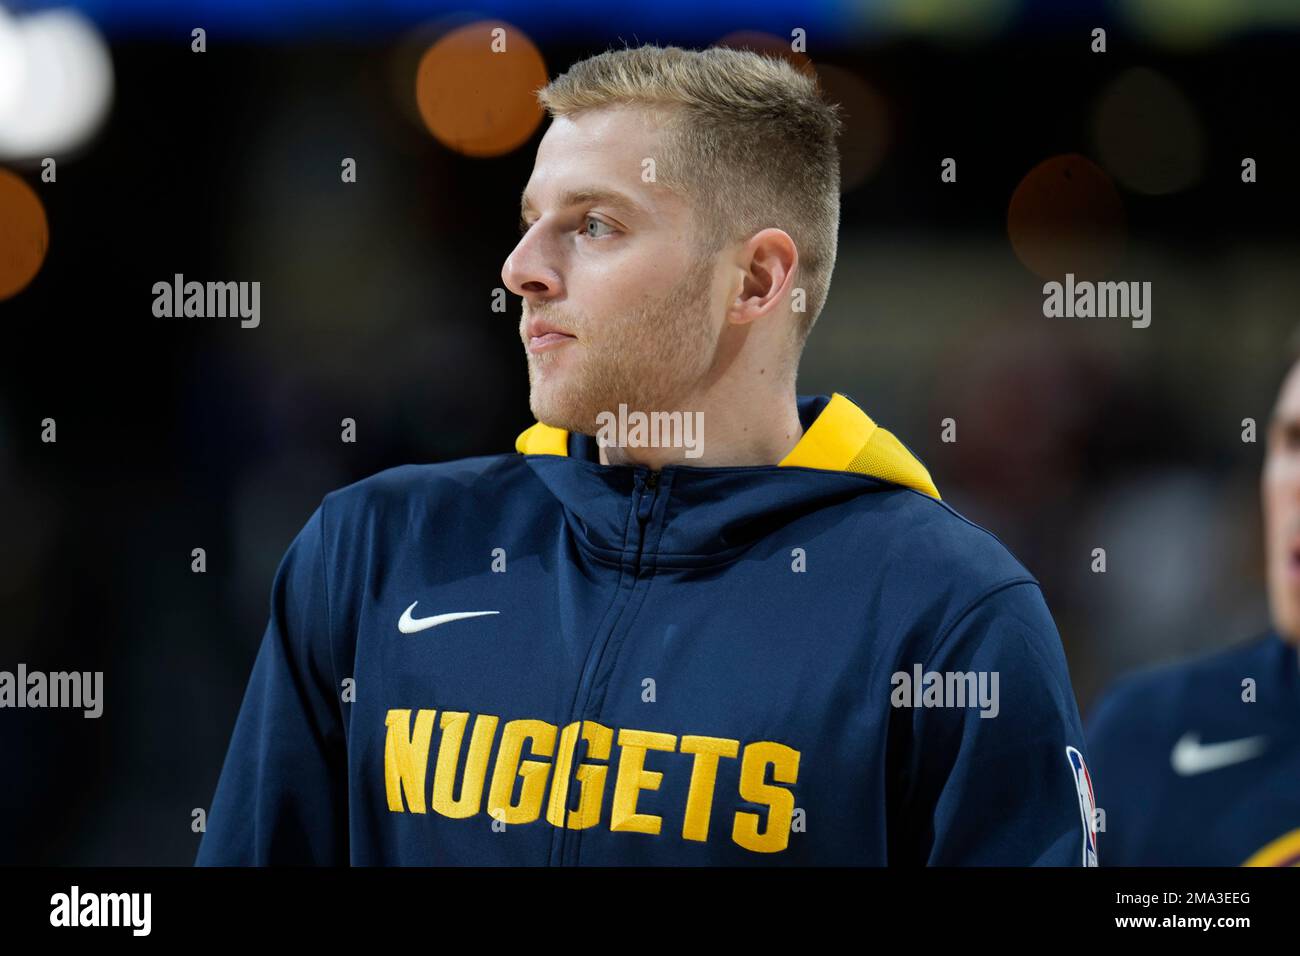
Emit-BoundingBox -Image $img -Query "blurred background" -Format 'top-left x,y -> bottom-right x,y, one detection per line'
0,0 -> 1298,863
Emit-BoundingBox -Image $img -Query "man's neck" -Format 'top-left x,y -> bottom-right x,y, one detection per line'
596,389 -> 804,470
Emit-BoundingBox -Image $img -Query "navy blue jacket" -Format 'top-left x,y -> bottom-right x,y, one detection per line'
1086,630 -> 1300,865
196,392 -> 1096,865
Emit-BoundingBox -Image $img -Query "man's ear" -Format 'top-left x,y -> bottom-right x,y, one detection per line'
728,228 -> 798,327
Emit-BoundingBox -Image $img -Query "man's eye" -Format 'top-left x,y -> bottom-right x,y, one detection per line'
582,216 -> 615,239
1268,423 -> 1300,451
519,217 -> 532,236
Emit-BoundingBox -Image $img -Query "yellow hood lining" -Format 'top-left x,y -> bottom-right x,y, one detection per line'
515,392 -> 939,500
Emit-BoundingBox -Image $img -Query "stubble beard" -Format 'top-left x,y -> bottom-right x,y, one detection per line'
523,257 -> 718,435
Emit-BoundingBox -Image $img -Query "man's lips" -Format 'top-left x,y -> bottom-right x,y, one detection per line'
527,331 -> 576,353
525,317 -> 577,353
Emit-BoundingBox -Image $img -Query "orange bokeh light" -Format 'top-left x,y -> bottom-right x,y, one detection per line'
1007,154 -> 1126,282
713,31 -> 815,76
0,167 -> 48,300
414,21 -> 547,158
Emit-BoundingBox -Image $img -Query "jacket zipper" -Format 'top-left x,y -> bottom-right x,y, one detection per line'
553,467 -> 661,865
634,469 -> 659,570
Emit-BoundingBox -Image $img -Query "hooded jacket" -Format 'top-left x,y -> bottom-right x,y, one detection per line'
196,392 -> 1096,865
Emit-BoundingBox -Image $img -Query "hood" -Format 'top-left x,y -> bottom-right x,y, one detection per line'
516,392 -> 938,497
513,392 -> 940,564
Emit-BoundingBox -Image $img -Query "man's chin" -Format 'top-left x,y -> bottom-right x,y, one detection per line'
529,391 -> 598,436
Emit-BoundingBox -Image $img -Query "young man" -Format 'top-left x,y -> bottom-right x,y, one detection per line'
196,44 -> 1096,865
1086,348 -> 1300,866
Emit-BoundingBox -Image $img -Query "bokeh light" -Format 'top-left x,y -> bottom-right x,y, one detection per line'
414,20 -> 547,158
860,0 -> 1023,42
1120,0 -> 1300,49
0,8 -> 25,121
0,8 -> 113,160
1007,154 -> 1126,281
814,63 -> 890,192
1092,68 -> 1205,196
713,31 -> 814,75
0,167 -> 48,300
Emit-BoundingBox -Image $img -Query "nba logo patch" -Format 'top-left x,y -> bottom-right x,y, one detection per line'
1066,746 -> 1098,867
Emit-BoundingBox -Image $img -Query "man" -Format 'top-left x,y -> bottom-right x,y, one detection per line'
1086,348 -> 1300,866
196,44 -> 1096,865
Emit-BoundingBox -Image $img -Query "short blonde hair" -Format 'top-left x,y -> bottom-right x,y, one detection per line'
536,44 -> 844,348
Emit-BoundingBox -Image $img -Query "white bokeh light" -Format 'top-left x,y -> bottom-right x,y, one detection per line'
0,6 -> 113,160
0,7 -> 27,121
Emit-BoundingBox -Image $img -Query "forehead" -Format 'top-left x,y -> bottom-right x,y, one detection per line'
522,107 -> 682,214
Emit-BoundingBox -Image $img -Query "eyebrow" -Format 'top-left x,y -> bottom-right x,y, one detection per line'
519,187 -> 649,222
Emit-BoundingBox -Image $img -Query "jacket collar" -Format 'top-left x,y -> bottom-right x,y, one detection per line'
516,392 -> 939,500
514,393 -> 938,564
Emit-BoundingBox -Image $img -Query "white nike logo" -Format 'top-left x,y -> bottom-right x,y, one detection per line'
397,602 -> 499,634
1170,732 -> 1267,776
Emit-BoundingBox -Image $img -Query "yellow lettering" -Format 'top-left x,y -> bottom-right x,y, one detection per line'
384,708 -> 436,813
487,719 -> 557,824
566,721 -> 614,830
611,728 -> 676,835
679,735 -> 740,842
431,711 -> 499,818
733,741 -> 800,853
545,721 -> 582,827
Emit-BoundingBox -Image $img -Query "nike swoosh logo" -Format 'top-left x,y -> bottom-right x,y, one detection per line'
1170,732 -> 1267,776
397,602 -> 499,634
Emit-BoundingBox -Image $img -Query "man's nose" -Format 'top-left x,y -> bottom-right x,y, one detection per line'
502,231 -> 562,301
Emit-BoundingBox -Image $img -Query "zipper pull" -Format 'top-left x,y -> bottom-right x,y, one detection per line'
637,470 -> 659,523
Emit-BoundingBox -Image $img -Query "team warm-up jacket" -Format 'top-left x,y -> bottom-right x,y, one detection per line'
195,392 -> 1098,865
1086,630 -> 1300,865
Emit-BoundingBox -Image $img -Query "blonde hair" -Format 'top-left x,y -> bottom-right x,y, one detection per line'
536,44 -> 844,349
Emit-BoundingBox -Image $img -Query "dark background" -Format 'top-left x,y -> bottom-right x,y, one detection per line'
1,2 -> 1298,863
